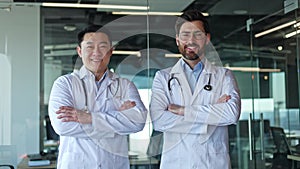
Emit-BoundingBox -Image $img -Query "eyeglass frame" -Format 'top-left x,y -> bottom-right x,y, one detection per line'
178,31 -> 207,41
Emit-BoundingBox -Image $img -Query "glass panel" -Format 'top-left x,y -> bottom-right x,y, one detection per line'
248,4 -> 300,169
0,4 -> 40,168
41,1 -> 157,168
1,0 -> 299,169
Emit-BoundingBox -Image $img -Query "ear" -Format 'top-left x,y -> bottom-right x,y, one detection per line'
108,46 -> 114,56
176,35 -> 179,46
76,46 -> 82,58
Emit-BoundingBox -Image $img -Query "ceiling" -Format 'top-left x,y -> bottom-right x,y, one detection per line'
6,0 -> 300,71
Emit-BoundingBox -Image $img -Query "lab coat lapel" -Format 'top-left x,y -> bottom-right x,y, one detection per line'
191,58 -> 216,103
170,60 -> 193,105
96,71 -> 117,99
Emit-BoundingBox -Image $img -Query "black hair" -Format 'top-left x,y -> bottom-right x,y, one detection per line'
175,10 -> 210,35
77,24 -> 112,47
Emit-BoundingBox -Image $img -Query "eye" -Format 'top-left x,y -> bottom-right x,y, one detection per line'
99,45 -> 108,49
181,33 -> 189,37
194,32 -> 206,39
86,45 -> 94,49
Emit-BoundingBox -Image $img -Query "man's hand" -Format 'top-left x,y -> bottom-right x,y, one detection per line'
119,100 -> 136,111
167,94 -> 231,116
217,94 -> 231,103
168,104 -> 184,116
56,106 -> 92,124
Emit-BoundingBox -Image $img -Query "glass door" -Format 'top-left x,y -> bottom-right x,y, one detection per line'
226,3 -> 300,169
239,4 -> 300,169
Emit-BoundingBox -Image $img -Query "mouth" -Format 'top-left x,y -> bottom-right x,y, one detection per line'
91,58 -> 102,62
184,45 -> 198,53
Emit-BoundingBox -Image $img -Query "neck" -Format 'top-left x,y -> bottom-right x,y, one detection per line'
183,57 -> 202,70
94,69 -> 107,81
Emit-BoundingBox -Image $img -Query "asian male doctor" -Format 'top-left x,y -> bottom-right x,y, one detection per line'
150,10 -> 241,169
48,24 -> 147,169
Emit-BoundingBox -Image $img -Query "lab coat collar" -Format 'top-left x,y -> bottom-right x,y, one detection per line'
201,57 -> 217,75
76,66 -> 119,82
169,57 -> 217,75
169,57 -> 218,104
169,58 -> 193,100
106,70 -> 120,85
169,58 -> 184,75
76,66 -> 94,80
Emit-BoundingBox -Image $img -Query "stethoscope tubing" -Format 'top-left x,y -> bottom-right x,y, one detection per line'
167,73 -> 212,93
81,78 -> 120,112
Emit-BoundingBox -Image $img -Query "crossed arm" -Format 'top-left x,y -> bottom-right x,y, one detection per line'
56,100 -> 136,124
168,94 -> 231,116
49,76 -> 147,138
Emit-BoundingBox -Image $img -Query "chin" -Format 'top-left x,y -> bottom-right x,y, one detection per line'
183,53 -> 199,60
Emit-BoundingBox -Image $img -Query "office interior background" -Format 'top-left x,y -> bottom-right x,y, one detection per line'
0,0 -> 300,168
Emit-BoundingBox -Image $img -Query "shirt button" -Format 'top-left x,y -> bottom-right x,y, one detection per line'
192,165 -> 197,169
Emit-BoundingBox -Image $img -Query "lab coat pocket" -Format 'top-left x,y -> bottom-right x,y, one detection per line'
60,152 -> 84,169
207,142 -> 230,169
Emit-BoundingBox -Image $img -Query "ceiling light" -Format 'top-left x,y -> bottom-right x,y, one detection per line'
294,22 -> 300,28
63,25 -> 77,31
112,11 -> 209,16
113,50 -> 141,57
42,3 -> 149,10
255,20 -> 297,38
165,54 -> 181,57
285,30 -> 300,38
225,66 -> 281,72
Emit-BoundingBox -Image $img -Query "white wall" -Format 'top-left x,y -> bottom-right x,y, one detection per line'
0,5 -> 40,166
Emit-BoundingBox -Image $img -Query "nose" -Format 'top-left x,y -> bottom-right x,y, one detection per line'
92,46 -> 105,58
93,45 -> 101,54
187,33 -> 197,42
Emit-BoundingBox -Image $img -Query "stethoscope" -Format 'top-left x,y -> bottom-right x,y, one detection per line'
167,73 -> 212,93
81,77 -> 120,112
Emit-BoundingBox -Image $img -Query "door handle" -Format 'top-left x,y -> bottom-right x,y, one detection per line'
260,113 -> 265,160
248,113 -> 253,160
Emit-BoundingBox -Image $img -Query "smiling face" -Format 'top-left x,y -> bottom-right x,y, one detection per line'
77,32 -> 112,80
176,21 -> 210,64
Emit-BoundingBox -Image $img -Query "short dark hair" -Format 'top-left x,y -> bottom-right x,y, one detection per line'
175,10 -> 210,35
77,24 -> 112,47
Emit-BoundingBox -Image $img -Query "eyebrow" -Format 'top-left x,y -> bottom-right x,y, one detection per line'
85,41 -> 109,45
180,30 -> 204,33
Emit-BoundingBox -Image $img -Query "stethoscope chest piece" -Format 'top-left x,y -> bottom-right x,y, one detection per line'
203,73 -> 212,91
204,84 -> 212,91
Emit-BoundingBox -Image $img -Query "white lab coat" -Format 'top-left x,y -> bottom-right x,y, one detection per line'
48,66 -> 147,169
150,58 -> 241,169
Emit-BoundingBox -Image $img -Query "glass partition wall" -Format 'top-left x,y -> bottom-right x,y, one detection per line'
37,0 -> 300,169
246,5 -> 300,169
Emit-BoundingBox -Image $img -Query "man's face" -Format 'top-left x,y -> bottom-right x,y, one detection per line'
77,32 -> 112,74
176,21 -> 210,61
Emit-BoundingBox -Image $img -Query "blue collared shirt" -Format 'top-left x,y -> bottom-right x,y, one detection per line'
181,59 -> 204,93
96,70 -> 108,89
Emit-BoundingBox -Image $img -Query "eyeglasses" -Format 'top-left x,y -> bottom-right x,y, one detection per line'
179,31 -> 207,41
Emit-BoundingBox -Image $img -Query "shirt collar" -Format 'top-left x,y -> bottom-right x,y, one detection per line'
180,59 -> 204,73
78,66 -> 108,81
